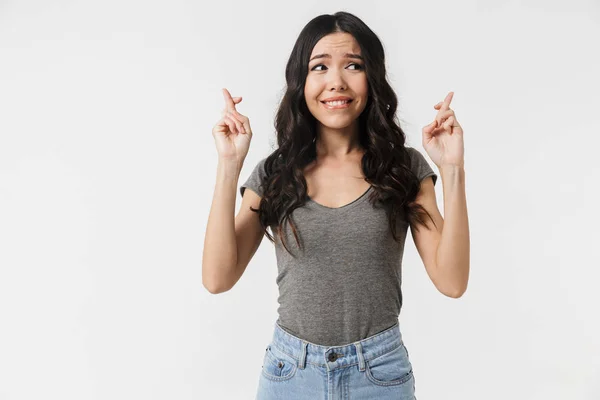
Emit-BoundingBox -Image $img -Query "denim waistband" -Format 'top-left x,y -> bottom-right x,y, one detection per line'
269,321 -> 403,371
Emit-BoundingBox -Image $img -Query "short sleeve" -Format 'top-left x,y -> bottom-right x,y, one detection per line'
406,147 -> 438,186
239,157 -> 268,198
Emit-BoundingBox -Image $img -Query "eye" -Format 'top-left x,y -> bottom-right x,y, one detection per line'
310,63 -> 364,71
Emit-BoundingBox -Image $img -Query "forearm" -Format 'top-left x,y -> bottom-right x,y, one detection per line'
436,164 -> 470,297
202,158 -> 241,293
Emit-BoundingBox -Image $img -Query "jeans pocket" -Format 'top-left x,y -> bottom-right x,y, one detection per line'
364,342 -> 413,387
261,344 -> 298,382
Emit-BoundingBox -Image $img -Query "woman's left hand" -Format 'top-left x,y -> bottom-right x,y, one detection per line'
422,91 -> 464,169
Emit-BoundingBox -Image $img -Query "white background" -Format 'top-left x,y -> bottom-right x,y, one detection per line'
1,1 -> 599,399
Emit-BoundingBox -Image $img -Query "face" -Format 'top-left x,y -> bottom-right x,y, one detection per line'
304,32 -> 368,131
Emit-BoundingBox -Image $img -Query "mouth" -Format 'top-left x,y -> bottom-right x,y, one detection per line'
321,99 -> 353,109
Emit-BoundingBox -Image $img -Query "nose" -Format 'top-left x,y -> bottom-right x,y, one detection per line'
330,83 -> 346,91
327,69 -> 347,91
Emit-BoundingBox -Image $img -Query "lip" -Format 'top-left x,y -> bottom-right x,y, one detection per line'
321,97 -> 353,110
321,96 -> 353,102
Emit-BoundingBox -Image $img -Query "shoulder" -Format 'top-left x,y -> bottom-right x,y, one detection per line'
246,154 -> 271,176
404,145 -> 423,161
403,146 -> 438,186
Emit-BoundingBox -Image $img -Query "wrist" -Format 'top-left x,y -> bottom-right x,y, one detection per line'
439,164 -> 465,184
218,157 -> 243,176
439,163 -> 464,171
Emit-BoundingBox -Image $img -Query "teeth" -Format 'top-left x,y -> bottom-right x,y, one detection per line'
324,100 -> 350,106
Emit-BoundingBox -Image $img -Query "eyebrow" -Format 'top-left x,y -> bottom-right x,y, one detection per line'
309,53 -> 364,62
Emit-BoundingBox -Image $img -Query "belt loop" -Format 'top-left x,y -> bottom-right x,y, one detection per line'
354,341 -> 365,371
298,341 -> 308,369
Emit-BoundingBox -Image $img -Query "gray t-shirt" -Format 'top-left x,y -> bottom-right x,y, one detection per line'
239,147 -> 438,346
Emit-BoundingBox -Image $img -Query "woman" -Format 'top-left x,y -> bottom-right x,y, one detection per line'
203,11 -> 470,400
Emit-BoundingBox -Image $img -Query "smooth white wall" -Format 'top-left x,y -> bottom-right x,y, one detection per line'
0,1 -> 598,399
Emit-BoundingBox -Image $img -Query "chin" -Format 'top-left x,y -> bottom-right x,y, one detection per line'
318,120 -> 355,130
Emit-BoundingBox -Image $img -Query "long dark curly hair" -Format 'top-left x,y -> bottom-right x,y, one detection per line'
249,11 -> 437,257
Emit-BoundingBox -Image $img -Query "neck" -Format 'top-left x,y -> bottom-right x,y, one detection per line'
314,122 -> 363,160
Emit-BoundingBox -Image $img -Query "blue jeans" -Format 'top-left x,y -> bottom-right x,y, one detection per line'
256,321 -> 416,399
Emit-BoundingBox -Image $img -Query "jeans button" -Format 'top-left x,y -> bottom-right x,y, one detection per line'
328,353 -> 336,362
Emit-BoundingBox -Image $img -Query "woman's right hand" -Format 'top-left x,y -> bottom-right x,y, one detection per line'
212,88 -> 253,166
